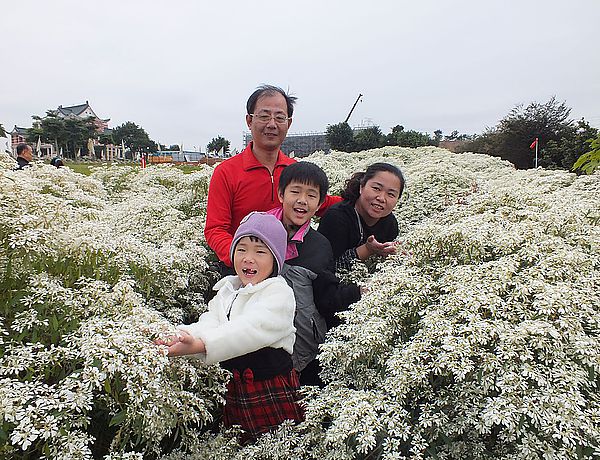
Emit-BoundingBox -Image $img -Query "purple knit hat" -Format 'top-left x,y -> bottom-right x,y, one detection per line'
230,212 -> 287,275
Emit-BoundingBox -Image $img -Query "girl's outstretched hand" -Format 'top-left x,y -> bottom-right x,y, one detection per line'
155,330 -> 206,356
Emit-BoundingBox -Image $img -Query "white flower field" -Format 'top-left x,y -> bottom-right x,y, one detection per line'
1,147 -> 599,459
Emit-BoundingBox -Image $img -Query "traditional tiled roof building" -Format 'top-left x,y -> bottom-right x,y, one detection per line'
56,101 -> 110,133
10,126 -> 28,148
10,125 -> 54,157
10,101 -> 121,159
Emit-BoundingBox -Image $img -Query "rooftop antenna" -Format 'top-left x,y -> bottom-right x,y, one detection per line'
344,93 -> 363,124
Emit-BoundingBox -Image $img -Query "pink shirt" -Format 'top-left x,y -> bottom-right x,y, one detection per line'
267,206 -> 311,261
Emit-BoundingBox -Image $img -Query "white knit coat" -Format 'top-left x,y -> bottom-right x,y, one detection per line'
178,275 -> 296,365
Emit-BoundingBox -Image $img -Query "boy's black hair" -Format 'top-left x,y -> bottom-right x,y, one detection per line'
278,161 -> 329,203
247,84 -> 297,117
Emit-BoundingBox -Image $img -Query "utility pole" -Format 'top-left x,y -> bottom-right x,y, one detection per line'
344,93 -> 363,124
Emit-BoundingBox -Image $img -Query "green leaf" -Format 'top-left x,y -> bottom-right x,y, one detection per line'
109,410 -> 127,427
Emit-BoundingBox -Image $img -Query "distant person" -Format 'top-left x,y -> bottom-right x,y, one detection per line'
271,161 -> 361,386
318,163 -> 405,272
156,212 -> 304,442
50,157 -> 64,168
204,84 -> 341,275
14,143 -> 33,170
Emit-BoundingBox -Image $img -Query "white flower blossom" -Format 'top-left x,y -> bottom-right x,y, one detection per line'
1,148 -> 599,458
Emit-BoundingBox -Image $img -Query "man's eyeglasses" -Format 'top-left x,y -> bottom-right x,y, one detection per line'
249,113 -> 291,124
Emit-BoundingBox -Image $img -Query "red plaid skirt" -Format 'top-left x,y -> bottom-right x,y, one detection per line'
223,368 -> 305,440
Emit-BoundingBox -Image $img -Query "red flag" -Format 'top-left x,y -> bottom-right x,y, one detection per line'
529,137 -> 538,149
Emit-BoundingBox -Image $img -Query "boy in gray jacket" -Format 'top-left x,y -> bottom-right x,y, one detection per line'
269,162 -> 362,386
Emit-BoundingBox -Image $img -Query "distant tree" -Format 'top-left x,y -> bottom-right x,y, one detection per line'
385,124 -> 435,148
206,136 -> 230,154
112,122 -> 156,154
326,122 -> 355,152
0,123 -> 6,138
27,111 -> 97,158
572,131 -> 600,174
499,97 -> 574,169
445,130 -> 460,141
382,124 -> 402,146
462,97 -> 579,169
353,126 -> 383,151
27,111 -> 65,155
168,144 -> 180,151
64,117 -> 97,157
99,132 -> 114,145
433,129 -> 443,146
541,118 -> 598,169
444,130 -> 474,141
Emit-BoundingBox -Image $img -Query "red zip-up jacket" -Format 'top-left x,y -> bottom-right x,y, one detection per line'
204,143 -> 341,266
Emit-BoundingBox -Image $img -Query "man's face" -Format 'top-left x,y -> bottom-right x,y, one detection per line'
21,146 -> 33,162
278,181 -> 322,229
246,93 -> 291,152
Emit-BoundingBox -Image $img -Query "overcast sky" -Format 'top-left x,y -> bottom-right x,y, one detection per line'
2,0 -> 599,152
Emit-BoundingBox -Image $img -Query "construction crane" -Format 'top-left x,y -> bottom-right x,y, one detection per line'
344,93 -> 363,124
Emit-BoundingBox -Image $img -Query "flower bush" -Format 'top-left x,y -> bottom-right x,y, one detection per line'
1,148 -> 599,459
0,158 -> 227,458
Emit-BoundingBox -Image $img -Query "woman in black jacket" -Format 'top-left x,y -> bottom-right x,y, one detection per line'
318,162 -> 405,272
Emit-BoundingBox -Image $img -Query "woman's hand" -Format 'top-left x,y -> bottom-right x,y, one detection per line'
357,235 -> 397,259
154,330 -> 206,356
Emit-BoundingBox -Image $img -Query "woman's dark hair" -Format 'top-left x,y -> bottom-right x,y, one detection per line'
341,162 -> 405,204
278,161 -> 329,203
246,84 -> 297,117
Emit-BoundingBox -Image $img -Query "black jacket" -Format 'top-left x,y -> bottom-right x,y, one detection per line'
281,227 -> 361,370
318,200 -> 398,271
14,157 -> 31,170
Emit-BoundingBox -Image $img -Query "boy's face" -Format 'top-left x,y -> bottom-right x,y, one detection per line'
233,236 -> 275,286
278,181 -> 322,229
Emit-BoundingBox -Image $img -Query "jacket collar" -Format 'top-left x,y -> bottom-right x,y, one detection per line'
241,142 -> 289,171
213,274 -> 283,293
267,206 -> 310,260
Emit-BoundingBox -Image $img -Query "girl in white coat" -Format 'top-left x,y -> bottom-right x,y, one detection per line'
158,212 -> 303,440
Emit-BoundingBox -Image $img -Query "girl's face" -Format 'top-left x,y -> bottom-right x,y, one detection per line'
355,171 -> 402,225
233,236 -> 275,286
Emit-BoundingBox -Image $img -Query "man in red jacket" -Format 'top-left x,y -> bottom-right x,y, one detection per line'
204,85 -> 340,273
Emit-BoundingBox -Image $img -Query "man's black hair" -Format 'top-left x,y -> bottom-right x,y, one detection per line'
278,161 -> 329,203
247,84 -> 297,117
16,143 -> 31,156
